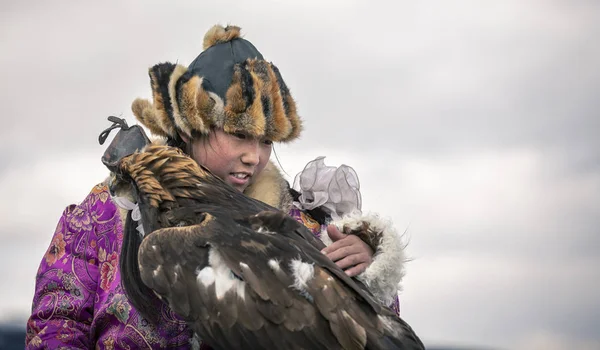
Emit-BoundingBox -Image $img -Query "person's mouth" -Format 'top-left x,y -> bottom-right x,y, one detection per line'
228,172 -> 252,187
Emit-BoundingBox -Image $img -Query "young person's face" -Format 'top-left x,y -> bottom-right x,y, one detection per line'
188,129 -> 273,192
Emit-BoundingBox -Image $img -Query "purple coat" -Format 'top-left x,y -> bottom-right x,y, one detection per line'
26,183 -> 399,349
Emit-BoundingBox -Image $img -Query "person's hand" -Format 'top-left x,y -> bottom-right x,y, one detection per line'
321,224 -> 374,277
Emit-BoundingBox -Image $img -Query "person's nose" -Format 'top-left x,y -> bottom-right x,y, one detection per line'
240,140 -> 260,166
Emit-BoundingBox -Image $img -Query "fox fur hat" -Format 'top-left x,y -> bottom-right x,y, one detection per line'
131,24 -> 302,143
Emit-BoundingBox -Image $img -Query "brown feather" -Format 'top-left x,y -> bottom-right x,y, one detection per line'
115,144 -> 425,350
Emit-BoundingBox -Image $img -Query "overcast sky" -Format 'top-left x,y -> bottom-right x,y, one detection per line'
1,1 -> 599,349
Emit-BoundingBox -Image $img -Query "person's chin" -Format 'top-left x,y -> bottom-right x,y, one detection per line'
225,180 -> 247,192
232,184 -> 247,192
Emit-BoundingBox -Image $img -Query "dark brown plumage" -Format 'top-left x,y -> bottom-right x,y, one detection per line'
113,144 -> 425,350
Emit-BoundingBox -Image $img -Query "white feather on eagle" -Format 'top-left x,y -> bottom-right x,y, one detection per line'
112,144 -> 425,350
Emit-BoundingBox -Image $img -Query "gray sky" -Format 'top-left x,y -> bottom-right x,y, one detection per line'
2,1 -> 599,349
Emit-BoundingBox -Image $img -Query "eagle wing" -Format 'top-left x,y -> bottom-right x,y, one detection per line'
118,144 -> 327,253
114,144 -> 425,349
139,211 -> 425,350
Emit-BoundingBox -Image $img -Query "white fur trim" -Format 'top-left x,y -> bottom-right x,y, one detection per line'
319,226 -> 333,247
328,211 -> 406,307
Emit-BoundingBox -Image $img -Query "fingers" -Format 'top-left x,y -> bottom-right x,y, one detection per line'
325,245 -> 363,262
321,236 -> 354,255
320,233 -> 375,277
344,263 -> 369,277
335,253 -> 372,270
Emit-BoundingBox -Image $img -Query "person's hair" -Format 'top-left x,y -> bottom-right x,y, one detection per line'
119,211 -> 161,324
167,134 -> 188,152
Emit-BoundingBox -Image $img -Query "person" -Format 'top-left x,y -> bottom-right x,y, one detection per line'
25,24 -> 407,349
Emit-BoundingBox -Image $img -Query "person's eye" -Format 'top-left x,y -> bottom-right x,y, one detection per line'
233,133 -> 247,140
262,139 -> 273,146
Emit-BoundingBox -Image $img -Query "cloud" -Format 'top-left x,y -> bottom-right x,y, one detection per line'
0,152 -> 109,324
3,0 -> 598,157
0,152 -> 107,237
515,330 -> 600,350
1,1 -> 599,349
354,147 -> 600,348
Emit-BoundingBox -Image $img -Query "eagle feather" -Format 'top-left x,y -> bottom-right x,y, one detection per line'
113,144 -> 425,350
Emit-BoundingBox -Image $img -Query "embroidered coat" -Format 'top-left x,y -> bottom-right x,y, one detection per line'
26,163 -> 404,349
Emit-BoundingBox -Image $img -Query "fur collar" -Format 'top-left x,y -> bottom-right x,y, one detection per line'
243,161 -> 292,211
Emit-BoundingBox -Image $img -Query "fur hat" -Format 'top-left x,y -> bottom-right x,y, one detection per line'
131,24 -> 302,143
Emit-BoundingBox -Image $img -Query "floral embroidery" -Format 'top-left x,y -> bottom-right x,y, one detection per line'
116,227 -> 124,243
46,281 -> 59,292
106,294 -> 132,324
99,191 -> 109,204
61,273 -> 83,299
28,183 -> 195,349
99,247 -> 106,261
100,251 -> 119,291
90,184 -> 110,209
26,320 -> 46,347
45,233 -> 66,266
69,206 -> 93,231
56,320 -> 76,343
69,207 -> 92,231
61,272 -> 74,290
299,211 -> 321,233
28,334 -> 42,347
102,335 -> 116,350
55,220 -> 64,238
56,292 -> 75,316
92,183 -> 108,194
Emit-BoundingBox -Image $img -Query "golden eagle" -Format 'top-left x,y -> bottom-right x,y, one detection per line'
101,120 -> 425,349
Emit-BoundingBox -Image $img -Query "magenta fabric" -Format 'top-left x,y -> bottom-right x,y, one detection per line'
26,183 -> 399,349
